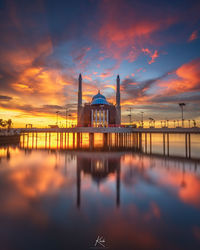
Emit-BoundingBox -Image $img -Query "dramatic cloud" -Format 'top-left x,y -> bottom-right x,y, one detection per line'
116,57 -> 200,119
121,73 -> 168,104
0,0 -> 200,126
94,0 -> 183,65
158,58 -> 200,96
0,95 -> 12,101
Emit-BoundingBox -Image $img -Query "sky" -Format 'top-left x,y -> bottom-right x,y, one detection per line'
0,0 -> 200,127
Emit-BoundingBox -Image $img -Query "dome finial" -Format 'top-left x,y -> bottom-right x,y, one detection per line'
98,90 -> 100,94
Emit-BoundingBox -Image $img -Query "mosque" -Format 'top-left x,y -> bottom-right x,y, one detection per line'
77,74 -> 121,127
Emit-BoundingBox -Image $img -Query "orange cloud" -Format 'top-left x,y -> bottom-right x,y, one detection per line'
83,75 -> 92,81
2,36 -> 53,72
158,58 -> 200,95
142,48 -> 159,64
96,0 -> 176,64
188,30 -> 198,42
104,84 -> 116,90
99,21 -> 169,52
98,72 -> 113,78
11,67 -> 70,105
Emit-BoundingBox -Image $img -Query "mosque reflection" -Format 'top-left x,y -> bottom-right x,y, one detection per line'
77,152 -> 121,208
1,144 -> 200,213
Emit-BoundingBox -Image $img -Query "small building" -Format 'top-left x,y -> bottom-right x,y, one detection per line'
77,74 -> 121,127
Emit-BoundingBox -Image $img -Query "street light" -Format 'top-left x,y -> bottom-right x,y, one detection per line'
149,117 -> 154,128
141,112 -> 144,128
68,114 -> 72,127
179,103 -> 186,127
56,111 -> 60,126
127,107 -> 132,125
65,103 -> 77,127
65,107 -> 72,128
65,108 -> 68,128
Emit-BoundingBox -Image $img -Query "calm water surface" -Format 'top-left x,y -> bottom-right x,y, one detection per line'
0,133 -> 200,250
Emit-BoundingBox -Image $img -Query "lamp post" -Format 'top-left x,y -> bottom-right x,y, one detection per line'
188,119 -> 190,128
149,117 -> 153,128
174,120 -> 176,128
179,103 -> 186,127
65,108 -> 68,128
127,115 -> 131,125
68,114 -> 72,127
65,103 -> 78,127
141,112 -> 144,128
127,107 -> 132,126
56,111 -> 60,126
65,107 -> 72,128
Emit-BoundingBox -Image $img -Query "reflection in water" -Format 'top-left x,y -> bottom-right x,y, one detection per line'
77,153 -> 121,208
0,135 -> 200,249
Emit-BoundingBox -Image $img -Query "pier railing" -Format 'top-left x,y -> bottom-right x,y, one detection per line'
16,127 -> 200,134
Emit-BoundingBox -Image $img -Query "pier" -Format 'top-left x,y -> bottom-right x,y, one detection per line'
18,127 -> 200,134
16,127 -> 200,159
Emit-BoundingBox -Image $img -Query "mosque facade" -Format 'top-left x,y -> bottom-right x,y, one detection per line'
77,74 -> 121,127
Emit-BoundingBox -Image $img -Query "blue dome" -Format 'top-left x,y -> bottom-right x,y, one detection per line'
91,91 -> 109,105
92,93 -> 106,100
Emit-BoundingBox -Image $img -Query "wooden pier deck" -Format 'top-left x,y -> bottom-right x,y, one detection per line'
18,127 -> 200,134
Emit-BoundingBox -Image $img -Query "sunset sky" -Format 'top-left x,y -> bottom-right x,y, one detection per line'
0,0 -> 200,127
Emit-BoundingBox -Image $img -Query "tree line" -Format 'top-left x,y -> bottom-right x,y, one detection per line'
0,119 -> 13,129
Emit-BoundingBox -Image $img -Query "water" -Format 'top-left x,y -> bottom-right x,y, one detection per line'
0,133 -> 200,250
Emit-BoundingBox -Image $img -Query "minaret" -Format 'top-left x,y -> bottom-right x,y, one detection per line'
116,75 -> 121,124
116,75 -> 120,107
77,74 -> 82,126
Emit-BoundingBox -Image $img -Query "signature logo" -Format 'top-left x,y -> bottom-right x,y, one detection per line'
94,236 -> 106,248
